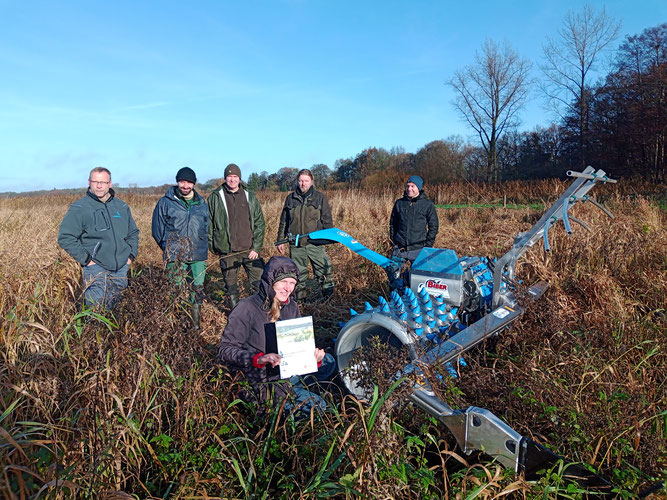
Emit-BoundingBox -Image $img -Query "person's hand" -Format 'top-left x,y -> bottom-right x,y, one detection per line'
248,250 -> 259,260
127,258 -> 132,266
314,348 -> 326,364
87,260 -> 96,266
277,243 -> 285,254
258,353 -> 281,367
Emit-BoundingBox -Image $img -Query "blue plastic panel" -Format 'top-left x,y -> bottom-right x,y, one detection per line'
308,228 -> 394,269
413,248 -> 463,276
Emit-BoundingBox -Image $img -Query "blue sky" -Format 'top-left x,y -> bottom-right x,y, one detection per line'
1,1 -> 664,192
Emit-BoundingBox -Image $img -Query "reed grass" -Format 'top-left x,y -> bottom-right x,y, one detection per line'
0,178 -> 664,498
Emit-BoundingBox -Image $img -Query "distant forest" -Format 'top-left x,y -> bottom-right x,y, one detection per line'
218,20 -> 664,192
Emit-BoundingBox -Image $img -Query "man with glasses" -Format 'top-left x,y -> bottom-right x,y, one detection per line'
58,167 -> 139,308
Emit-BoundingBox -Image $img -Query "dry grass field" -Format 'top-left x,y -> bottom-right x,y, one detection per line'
0,179 -> 665,498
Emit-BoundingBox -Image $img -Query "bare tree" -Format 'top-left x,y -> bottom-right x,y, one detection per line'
541,5 -> 621,168
448,39 -> 532,182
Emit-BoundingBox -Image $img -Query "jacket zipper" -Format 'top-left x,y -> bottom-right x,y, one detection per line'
298,192 -> 310,235
176,192 -> 197,257
218,187 -> 252,252
91,242 -> 101,259
105,201 -> 120,270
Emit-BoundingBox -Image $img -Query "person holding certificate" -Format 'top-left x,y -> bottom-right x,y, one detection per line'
217,256 -> 335,412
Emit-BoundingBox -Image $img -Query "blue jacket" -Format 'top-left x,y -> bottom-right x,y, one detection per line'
58,189 -> 139,272
151,186 -> 209,262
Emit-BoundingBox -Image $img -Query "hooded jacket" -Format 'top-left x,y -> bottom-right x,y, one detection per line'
207,182 -> 265,255
277,186 -> 333,240
389,191 -> 439,251
58,189 -> 139,272
151,186 -> 209,262
217,256 -> 301,402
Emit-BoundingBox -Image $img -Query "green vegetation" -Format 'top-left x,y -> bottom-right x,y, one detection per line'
436,202 -> 545,210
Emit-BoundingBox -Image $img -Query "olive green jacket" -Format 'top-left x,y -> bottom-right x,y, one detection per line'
277,186 -> 333,239
207,183 -> 265,255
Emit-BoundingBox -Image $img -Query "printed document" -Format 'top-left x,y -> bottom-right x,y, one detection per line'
274,316 -> 317,379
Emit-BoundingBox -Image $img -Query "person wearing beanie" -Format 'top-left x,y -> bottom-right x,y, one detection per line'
389,174 -> 439,262
151,167 -> 209,331
406,175 -> 423,191
223,163 -> 242,179
276,168 -> 335,302
217,256 -> 335,411
207,163 -> 266,310
176,166 -> 197,184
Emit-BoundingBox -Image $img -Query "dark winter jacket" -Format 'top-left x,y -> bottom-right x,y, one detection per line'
277,186 -> 333,240
58,189 -> 139,272
389,191 -> 439,251
207,183 -> 265,255
151,186 -> 209,262
217,256 -> 301,403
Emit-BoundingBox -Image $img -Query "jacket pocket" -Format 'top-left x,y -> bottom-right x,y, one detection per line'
94,210 -> 110,231
198,212 -> 208,239
305,205 -> 321,226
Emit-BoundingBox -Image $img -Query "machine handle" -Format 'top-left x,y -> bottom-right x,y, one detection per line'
567,169 -> 617,183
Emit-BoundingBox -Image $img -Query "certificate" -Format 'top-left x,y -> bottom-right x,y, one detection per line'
274,316 -> 318,379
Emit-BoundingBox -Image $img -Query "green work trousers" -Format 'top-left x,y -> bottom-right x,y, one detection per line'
166,260 -> 206,303
219,251 -> 264,296
289,244 -> 333,292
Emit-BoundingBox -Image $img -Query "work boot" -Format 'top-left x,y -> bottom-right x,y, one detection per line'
227,294 -> 239,310
191,303 -> 201,332
320,279 -> 334,300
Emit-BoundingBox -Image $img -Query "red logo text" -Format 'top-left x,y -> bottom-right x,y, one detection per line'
425,280 -> 447,290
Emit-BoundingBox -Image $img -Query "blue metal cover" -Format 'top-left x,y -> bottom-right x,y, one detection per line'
412,248 -> 463,276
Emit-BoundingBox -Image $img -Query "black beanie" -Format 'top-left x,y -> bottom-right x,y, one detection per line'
176,167 -> 197,184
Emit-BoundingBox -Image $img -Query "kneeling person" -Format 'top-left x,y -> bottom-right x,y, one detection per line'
217,256 -> 335,412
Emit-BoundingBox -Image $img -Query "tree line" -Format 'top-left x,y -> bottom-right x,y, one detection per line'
202,12 -> 664,192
